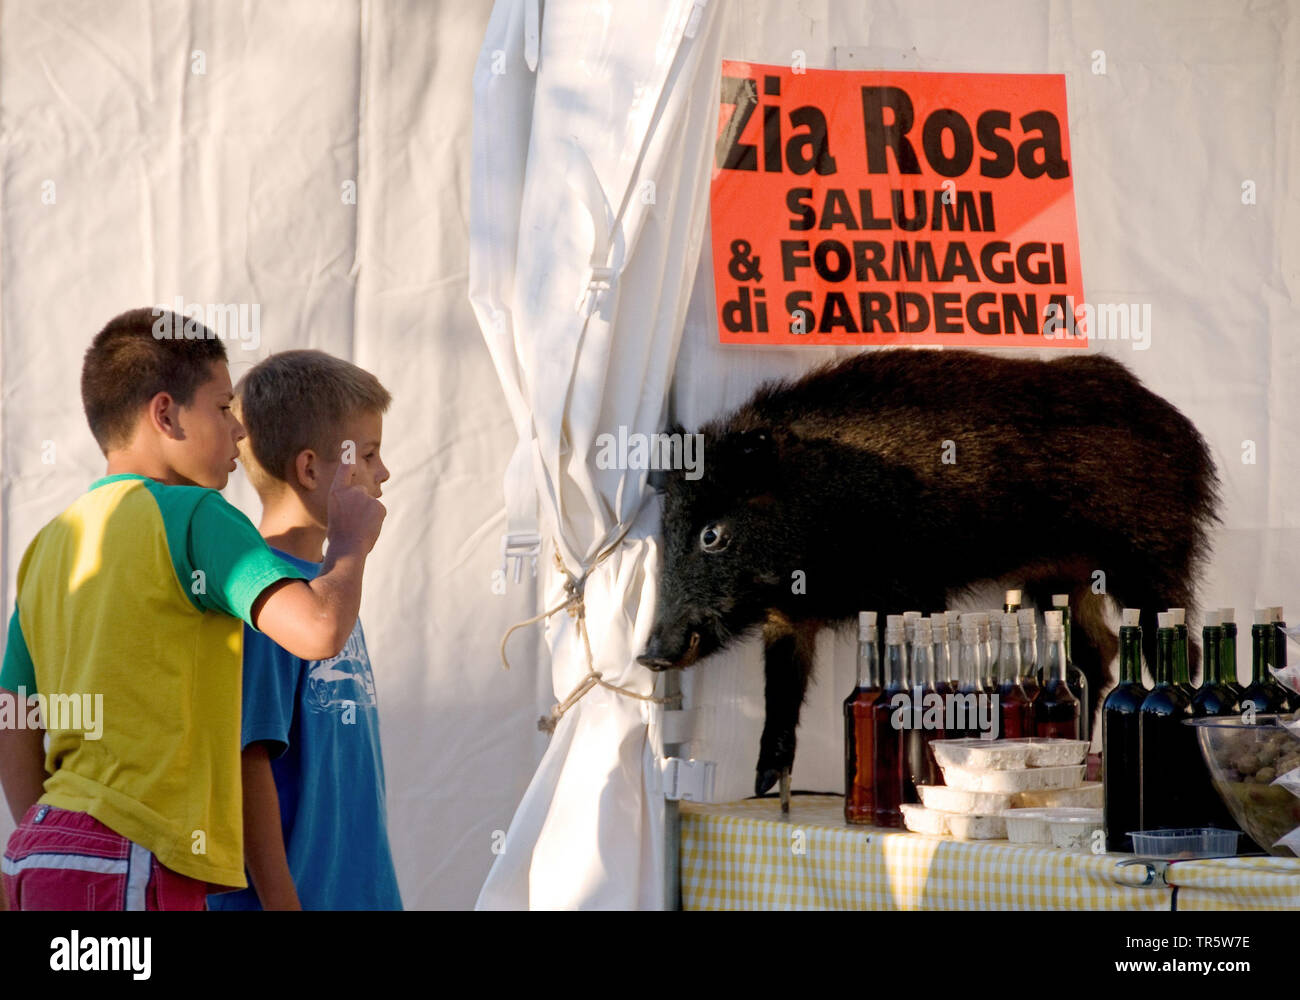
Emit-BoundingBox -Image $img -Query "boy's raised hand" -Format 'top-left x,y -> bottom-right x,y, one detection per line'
327,457 -> 385,555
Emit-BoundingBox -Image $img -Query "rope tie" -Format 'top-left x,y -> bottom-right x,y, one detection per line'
499,541 -> 667,734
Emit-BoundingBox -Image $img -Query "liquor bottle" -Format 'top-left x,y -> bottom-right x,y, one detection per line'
1274,608 -> 1299,712
1168,608 -> 1195,698
844,611 -> 882,825
872,615 -> 909,828
1004,589 -> 1022,614
930,614 -> 956,704
996,613 -> 1035,738
1103,608 -> 1147,852
983,612 -> 1000,693
903,611 -> 923,651
1218,607 -> 1244,702
1138,612 -> 1196,830
906,617 -> 944,792
955,614 -> 986,739
1189,616 -> 1242,831
944,610 -> 963,690
1241,609 -> 1289,714
1035,610 -> 1080,739
1017,608 -> 1040,702
1053,594 -> 1092,743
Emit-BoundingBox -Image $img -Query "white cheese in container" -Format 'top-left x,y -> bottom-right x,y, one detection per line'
916,784 -> 1014,814
930,738 -> 1033,771
946,813 -> 1008,841
1013,782 -> 1103,808
899,803 -> 950,836
1001,738 -> 1090,767
941,763 -> 1086,793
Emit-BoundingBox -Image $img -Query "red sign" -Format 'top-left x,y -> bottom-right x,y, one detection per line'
710,62 -> 1085,347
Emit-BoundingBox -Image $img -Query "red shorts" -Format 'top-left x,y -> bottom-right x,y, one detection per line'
2,804 -> 209,911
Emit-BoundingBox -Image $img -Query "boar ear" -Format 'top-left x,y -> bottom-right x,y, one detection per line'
648,421 -> 690,492
729,426 -> 786,496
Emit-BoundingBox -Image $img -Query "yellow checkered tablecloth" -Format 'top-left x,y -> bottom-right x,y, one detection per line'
680,795 -> 1300,910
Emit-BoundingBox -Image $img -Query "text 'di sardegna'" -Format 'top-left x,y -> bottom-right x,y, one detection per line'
709,61 -> 1087,347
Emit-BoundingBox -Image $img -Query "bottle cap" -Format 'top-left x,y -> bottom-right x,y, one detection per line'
1044,609 -> 1063,638
1169,608 -> 1186,626
1219,607 -> 1235,623
1001,613 -> 1019,639
1253,608 -> 1272,625
1053,594 -> 1069,608
945,610 -> 962,628
1203,609 -> 1222,627
886,614 -> 905,629
1157,611 -> 1174,629
915,619 -> 933,643
929,616 -> 948,642
1272,606 -> 1285,622
885,616 -> 905,643
904,611 -> 923,621
1016,608 -> 1036,628
858,611 -> 877,640
1005,588 -> 1022,607
1121,608 -> 1141,627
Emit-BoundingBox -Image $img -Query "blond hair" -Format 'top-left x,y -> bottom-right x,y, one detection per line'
234,350 -> 391,491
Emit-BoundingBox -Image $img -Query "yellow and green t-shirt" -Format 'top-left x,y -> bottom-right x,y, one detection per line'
0,473 -> 307,887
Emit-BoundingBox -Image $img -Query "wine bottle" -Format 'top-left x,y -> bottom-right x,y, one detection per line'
1139,612 -> 1195,831
955,614 -> 986,739
1103,608 -> 1147,852
872,615 -> 909,828
982,612 -> 1000,693
845,611 -> 882,825
1053,594 -> 1091,743
1274,608 -> 1298,712
1168,607 -> 1195,698
1241,609 -> 1289,714
1036,610 -> 1080,739
944,610 -> 963,690
1218,607 -> 1244,701
1189,615 -> 1241,831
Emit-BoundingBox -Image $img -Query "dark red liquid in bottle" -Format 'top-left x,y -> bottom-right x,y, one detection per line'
844,686 -> 881,824
998,684 -> 1036,739
871,696 -> 905,829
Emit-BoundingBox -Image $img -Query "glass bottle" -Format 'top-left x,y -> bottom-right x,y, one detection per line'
872,615 -> 909,828
1218,608 -> 1244,702
996,613 -> 1035,738
982,612 -> 1000,693
1035,610 -> 1080,739
1052,595 -> 1092,743
1241,609 -> 1289,714
1017,608 -> 1040,702
1168,608 -> 1195,699
944,610 -> 963,690
1103,608 -> 1147,852
1138,612 -> 1195,830
1189,617 -> 1242,831
954,614 -> 986,739
906,617 -> 944,792
1274,609 -> 1298,713
844,611 -> 882,825
930,614 -> 955,705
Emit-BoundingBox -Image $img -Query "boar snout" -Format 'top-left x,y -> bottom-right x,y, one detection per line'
637,627 -> 701,671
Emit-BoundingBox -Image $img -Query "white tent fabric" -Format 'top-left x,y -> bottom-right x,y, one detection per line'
469,0 -> 725,910
0,0 -> 1295,911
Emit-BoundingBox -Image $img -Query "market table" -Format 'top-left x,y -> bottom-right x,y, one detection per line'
680,795 -> 1300,910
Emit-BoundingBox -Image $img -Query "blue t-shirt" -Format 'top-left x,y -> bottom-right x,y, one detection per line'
208,548 -> 403,910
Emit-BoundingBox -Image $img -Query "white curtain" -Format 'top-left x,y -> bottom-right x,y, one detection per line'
469,0 -> 726,909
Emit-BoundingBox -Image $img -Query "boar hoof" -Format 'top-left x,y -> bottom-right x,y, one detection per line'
755,767 -> 782,797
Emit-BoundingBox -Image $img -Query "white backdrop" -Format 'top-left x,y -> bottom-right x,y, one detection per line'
1,0 -> 1297,909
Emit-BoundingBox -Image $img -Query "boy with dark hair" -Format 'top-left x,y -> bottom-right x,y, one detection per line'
0,308 -> 384,910
208,350 -> 401,910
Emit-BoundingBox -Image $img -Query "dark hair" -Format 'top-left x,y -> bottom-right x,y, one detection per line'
81,307 -> 228,454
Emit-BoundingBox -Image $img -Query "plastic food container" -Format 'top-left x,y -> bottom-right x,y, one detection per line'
941,763 -> 1086,793
1002,738 -> 1090,767
1049,809 -> 1105,851
899,803 -> 950,836
947,812 -> 1007,841
930,738 -> 1033,771
1013,782 -> 1104,809
917,785 -> 1014,815
1128,828 -> 1241,859
1003,808 -> 1055,845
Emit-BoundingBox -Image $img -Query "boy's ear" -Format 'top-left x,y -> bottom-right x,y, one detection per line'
291,449 -> 319,491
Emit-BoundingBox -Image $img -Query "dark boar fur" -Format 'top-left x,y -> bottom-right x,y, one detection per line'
638,348 -> 1219,795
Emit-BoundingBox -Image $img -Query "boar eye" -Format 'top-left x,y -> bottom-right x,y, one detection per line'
699,522 -> 730,553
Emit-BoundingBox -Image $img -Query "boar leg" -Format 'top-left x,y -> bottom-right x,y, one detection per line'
756,612 -> 821,805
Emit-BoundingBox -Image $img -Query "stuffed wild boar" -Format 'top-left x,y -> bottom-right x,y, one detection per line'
638,348 -> 1218,797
